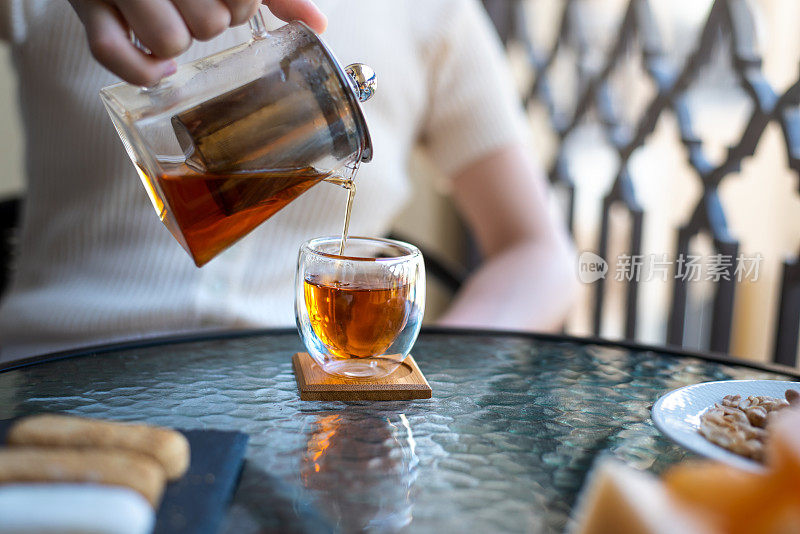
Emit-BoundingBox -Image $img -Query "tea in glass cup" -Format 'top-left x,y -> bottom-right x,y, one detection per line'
295,237 -> 425,378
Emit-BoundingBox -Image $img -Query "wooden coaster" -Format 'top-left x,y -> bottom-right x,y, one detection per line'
292,353 -> 432,401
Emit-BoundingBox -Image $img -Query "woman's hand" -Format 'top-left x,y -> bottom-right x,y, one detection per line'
68,0 -> 327,86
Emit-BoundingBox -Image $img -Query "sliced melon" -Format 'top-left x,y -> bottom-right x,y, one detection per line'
767,408 -> 800,489
570,459 -> 715,534
663,406 -> 800,534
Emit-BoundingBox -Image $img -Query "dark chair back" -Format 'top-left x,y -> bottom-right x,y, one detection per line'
0,196 -> 19,297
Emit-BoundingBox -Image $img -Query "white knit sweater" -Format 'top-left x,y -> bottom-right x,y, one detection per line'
0,0 -> 529,360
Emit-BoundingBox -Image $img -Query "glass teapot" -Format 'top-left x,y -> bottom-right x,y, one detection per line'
99,12 -> 376,266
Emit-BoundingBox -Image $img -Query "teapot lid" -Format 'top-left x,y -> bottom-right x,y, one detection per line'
302,23 -> 375,163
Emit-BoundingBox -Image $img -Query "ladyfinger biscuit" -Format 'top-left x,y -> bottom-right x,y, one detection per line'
7,414 -> 190,480
0,448 -> 166,507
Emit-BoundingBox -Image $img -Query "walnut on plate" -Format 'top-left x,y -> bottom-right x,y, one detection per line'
698,389 -> 797,462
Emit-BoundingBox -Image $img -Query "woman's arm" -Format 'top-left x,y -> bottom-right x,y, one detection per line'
436,144 -> 578,332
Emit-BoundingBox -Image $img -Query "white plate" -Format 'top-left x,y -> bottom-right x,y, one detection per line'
651,379 -> 800,471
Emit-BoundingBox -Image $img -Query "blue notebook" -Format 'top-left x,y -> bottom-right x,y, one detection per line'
0,418 -> 248,534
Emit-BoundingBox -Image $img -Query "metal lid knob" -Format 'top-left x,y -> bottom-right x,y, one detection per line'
345,63 -> 377,103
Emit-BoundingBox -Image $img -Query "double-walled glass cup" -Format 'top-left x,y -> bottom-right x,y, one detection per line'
296,237 -> 425,379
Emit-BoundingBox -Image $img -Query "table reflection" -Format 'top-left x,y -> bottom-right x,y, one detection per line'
301,411 -> 418,532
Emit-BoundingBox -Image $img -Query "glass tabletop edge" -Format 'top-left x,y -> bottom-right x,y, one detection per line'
2,326 -> 798,378
0,327 -> 297,373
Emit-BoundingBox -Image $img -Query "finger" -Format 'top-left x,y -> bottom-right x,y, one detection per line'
219,0 -> 260,26
172,0 -> 231,41
263,0 -> 327,33
112,0 -> 191,58
71,0 -> 177,86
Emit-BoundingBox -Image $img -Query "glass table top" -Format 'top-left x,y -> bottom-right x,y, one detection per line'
0,329 -> 797,533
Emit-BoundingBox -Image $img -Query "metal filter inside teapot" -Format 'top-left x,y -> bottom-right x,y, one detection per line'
171,20 -> 375,172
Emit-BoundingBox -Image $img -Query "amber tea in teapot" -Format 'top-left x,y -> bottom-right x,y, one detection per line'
141,163 -> 331,266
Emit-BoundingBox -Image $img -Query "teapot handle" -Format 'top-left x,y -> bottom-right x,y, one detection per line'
248,10 -> 269,40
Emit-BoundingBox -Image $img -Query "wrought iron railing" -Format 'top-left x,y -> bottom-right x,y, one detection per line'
483,0 -> 800,365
